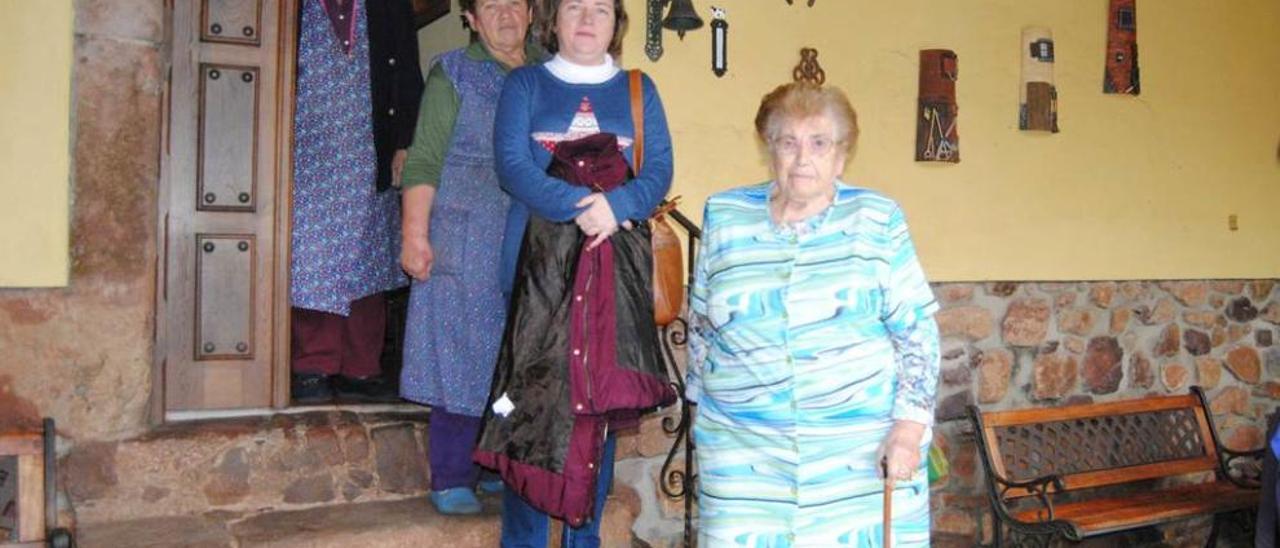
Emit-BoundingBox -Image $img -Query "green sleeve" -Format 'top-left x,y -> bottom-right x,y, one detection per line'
400,62 -> 460,190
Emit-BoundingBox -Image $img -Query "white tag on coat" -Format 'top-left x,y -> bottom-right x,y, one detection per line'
492,392 -> 515,417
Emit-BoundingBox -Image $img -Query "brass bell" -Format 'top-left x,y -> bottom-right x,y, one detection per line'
662,0 -> 703,39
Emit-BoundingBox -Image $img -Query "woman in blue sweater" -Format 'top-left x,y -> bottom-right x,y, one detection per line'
473,0 -> 675,546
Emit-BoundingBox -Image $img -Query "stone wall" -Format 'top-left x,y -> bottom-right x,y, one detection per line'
0,0 -> 165,440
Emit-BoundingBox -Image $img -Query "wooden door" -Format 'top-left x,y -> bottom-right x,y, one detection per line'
159,0 -> 296,413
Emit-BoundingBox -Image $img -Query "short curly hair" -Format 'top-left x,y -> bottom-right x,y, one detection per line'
755,82 -> 859,153
534,0 -> 629,57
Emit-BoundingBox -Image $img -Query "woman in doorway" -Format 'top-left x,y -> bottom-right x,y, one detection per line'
685,82 -> 940,546
398,0 -> 540,516
473,0 -> 675,545
290,0 -> 411,403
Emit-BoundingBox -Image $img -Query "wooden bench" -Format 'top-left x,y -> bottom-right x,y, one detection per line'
0,419 -> 71,548
967,387 -> 1262,546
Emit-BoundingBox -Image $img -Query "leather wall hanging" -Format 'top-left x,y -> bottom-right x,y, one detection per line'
1103,0 -> 1140,94
1020,27 -> 1059,132
915,49 -> 959,163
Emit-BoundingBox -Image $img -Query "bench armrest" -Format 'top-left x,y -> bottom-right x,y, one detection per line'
1222,447 -> 1265,488
995,473 -> 1067,522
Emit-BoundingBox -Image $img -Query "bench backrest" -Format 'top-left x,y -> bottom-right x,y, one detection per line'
971,391 -> 1221,498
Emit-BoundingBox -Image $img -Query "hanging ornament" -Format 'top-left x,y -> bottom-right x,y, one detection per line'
915,49 -> 960,163
784,0 -> 817,6
792,48 -> 825,85
1019,27 -> 1059,132
663,0 -> 704,40
710,7 -> 727,77
645,0 -> 664,61
1103,0 -> 1140,94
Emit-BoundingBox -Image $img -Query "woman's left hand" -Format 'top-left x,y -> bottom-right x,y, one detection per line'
877,420 -> 927,483
574,193 -> 620,250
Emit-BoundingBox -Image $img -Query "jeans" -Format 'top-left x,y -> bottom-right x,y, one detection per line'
499,432 -> 618,548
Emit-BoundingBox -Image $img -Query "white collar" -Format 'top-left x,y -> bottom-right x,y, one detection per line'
545,53 -> 620,84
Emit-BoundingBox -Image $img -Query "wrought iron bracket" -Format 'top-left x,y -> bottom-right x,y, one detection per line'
1222,447 -> 1266,488
646,0 -> 665,61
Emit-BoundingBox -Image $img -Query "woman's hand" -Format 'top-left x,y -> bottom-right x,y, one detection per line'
574,193 -> 620,250
401,234 -> 434,281
400,185 -> 436,280
877,420 -> 927,483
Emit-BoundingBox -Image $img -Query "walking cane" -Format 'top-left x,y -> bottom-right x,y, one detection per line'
882,458 -> 893,547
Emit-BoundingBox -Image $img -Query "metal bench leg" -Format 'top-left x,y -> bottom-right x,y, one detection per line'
1006,527 -> 1058,548
1204,513 -> 1221,548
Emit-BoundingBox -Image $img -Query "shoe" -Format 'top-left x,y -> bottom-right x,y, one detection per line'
477,479 -> 504,494
429,487 -> 483,515
291,373 -> 334,404
332,374 -> 399,402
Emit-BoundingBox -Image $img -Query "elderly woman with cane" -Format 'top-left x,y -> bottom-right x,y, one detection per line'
686,82 -> 940,546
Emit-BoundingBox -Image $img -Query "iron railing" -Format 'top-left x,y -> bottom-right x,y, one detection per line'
657,206 -> 700,547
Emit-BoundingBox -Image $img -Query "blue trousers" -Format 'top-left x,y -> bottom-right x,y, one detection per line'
500,432 -> 617,548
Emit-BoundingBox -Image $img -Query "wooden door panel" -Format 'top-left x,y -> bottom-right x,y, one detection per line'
202,0 -> 264,46
198,64 -> 259,212
161,0 -> 291,414
195,234 -> 256,360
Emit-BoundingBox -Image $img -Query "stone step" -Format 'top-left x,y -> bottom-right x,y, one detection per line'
62,409 -> 436,526
77,496 -> 503,548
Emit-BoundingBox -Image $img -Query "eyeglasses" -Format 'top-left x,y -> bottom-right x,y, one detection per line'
770,135 -> 841,157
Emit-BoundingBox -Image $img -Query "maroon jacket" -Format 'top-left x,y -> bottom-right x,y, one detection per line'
474,133 -> 675,525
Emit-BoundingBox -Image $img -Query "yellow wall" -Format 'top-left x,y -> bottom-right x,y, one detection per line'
622,0 -> 1280,281
0,1 -> 73,287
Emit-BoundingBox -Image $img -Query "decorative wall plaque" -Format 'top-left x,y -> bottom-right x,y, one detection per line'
1103,0 -> 1140,94
1020,27 -> 1059,132
915,49 -> 959,163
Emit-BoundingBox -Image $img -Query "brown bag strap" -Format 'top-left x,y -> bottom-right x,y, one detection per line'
629,69 -> 644,172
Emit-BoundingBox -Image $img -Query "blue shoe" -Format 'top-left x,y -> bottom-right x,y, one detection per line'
477,479 -> 504,494
429,487 -> 482,515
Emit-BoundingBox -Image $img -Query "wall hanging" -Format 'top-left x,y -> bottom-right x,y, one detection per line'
710,7 -> 727,77
792,47 -> 825,85
645,0 -> 665,60
1020,27 -> 1058,132
1103,0 -> 1139,94
916,49 -> 959,163
646,0 -> 705,61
